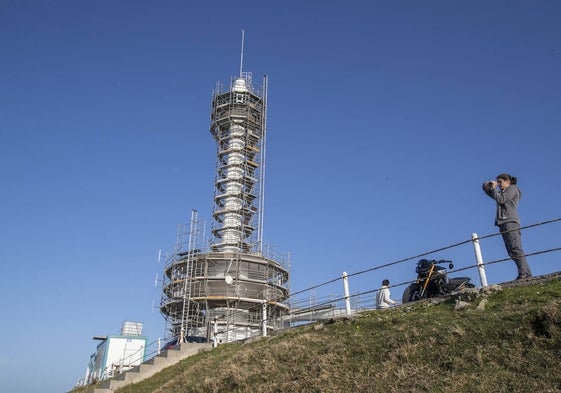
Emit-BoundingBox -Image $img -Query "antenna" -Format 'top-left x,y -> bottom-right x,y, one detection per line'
239,29 -> 245,77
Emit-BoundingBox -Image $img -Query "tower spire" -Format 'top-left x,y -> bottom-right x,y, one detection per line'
239,29 -> 245,77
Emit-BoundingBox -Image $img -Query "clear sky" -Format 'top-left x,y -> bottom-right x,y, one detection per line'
1,1 -> 560,392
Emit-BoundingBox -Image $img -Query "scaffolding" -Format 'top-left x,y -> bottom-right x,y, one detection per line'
160,70 -> 290,343
210,72 -> 266,254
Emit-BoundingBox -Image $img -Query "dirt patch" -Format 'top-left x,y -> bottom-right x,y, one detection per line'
532,300 -> 561,338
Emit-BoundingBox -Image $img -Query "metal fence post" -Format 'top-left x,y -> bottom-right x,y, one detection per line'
262,301 -> 267,337
213,318 -> 218,348
342,272 -> 351,315
472,232 -> 488,287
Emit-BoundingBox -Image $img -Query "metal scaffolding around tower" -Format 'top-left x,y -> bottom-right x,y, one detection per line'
160,210 -> 208,340
160,34 -> 290,344
210,72 -> 266,254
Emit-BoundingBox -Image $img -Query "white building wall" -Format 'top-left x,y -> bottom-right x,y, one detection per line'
92,336 -> 147,381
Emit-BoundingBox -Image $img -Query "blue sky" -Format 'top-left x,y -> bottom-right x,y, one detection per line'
1,1 -> 561,392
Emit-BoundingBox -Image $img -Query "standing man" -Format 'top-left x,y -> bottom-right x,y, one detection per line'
482,173 -> 532,280
375,279 -> 397,309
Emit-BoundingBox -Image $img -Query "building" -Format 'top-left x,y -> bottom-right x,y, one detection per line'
160,38 -> 290,344
83,321 -> 147,385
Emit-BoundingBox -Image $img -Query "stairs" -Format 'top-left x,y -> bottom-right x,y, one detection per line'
85,343 -> 211,393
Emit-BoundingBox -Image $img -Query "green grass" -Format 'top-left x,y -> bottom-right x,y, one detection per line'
78,279 -> 561,393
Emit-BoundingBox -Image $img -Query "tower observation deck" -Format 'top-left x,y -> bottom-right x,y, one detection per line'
160,67 -> 290,344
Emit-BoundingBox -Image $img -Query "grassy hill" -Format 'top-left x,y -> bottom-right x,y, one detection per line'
86,276 -> 561,393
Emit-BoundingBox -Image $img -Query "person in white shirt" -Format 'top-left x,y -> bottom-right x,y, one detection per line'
375,279 -> 397,309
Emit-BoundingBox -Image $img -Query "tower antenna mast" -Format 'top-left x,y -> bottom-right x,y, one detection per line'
239,29 -> 245,77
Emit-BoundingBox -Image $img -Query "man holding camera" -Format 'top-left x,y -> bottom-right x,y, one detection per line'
482,173 -> 532,280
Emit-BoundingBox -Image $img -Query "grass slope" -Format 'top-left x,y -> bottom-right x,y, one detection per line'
110,279 -> 561,392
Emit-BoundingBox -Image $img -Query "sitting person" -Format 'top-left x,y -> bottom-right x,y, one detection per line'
375,279 -> 397,309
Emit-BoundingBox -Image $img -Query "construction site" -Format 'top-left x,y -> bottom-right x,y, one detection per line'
159,47 -> 291,344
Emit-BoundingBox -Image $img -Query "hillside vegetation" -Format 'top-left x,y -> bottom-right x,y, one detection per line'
103,277 -> 561,392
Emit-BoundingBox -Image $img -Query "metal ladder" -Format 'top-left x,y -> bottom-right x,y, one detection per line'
180,209 -> 199,341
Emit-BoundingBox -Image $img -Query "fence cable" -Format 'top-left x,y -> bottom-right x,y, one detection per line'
154,217 -> 561,355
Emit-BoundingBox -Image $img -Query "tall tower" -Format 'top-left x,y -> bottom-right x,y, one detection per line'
210,72 -> 265,254
160,36 -> 290,344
